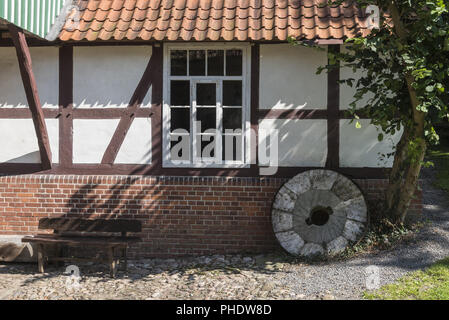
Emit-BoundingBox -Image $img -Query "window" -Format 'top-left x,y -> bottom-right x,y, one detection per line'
163,44 -> 250,167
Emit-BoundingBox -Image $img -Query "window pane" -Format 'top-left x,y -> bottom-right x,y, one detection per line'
170,80 -> 190,106
223,81 -> 242,106
196,107 -> 216,133
223,135 -> 242,161
170,135 -> 190,161
197,135 -> 216,159
171,50 -> 187,76
196,83 -> 216,106
226,50 -> 242,76
171,108 -> 190,131
223,108 -> 242,131
207,50 -> 224,76
189,50 -> 205,76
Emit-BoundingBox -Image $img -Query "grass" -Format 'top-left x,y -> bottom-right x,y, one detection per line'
427,144 -> 449,195
364,257 -> 449,300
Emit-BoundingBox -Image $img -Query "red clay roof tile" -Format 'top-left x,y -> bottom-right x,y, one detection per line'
59,0 -> 371,41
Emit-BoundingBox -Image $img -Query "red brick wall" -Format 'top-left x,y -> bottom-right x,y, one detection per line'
0,175 -> 422,258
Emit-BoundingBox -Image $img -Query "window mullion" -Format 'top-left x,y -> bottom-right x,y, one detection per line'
191,80 -> 197,165
216,80 -> 223,164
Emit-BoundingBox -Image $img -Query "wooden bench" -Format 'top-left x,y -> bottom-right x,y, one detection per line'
22,218 -> 142,277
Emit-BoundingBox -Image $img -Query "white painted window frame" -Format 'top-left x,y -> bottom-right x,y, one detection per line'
162,43 -> 251,168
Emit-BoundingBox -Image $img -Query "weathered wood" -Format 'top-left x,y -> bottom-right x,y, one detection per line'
22,235 -> 139,246
24,217 -> 141,276
108,247 -> 116,278
101,44 -> 158,164
7,24 -> 52,169
325,45 -> 340,169
38,218 -> 142,233
37,244 -> 44,273
59,45 -> 73,167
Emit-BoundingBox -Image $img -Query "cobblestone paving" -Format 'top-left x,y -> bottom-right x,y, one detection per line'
0,254 -> 320,300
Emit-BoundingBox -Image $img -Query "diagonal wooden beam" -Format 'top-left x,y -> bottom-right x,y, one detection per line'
8,24 -> 52,169
101,45 -> 160,165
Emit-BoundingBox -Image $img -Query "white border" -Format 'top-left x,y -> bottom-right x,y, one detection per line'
162,42 -> 251,168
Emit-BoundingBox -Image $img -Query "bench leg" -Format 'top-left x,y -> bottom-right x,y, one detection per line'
122,246 -> 128,272
108,247 -> 116,278
37,244 -> 45,273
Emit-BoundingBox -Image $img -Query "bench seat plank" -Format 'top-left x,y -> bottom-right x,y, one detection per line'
22,235 -> 141,246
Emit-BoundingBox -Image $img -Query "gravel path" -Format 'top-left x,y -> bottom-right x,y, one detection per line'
279,168 -> 449,299
0,169 -> 448,300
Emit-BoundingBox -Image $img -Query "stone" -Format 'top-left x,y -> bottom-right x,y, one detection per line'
272,187 -> 296,212
272,169 -> 368,257
260,281 -> 276,292
275,231 -> 305,256
272,210 -> 293,233
0,236 -> 36,262
300,243 -> 325,257
331,175 -> 362,201
343,220 -> 365,242
326,236 -> 348,255
284,174 -> 312,196
344,197 -> 368,223
308,170 -> 339,190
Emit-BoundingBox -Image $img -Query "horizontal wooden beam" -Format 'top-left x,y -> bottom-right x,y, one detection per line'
0,163 -> 391,179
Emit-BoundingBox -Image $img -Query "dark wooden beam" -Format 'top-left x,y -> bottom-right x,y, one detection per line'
8,24 -> 52,169
250,44 -> 260,172
59,46 -> 74,167
101,44 -> 157,164
150,44 -> 163,173
325,44 -> 341,169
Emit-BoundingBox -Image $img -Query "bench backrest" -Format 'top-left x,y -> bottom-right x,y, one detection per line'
38,218 -> 141,234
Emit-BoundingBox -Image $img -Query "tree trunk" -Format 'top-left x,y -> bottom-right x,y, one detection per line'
384,1 -> 427,224
385,130 -> 426,224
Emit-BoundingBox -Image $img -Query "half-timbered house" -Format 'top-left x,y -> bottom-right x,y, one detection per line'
0,0 -> 422,260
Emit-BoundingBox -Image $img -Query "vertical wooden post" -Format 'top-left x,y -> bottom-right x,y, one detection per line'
59,46 -> 74,168
250,44 -> 260,174
37,244 -> 45,273
326,45 -> 340,169
8,24 -> 52,169
150,43 -> 163,173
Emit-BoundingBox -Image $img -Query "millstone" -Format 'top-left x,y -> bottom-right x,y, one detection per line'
272,169 -> 368,257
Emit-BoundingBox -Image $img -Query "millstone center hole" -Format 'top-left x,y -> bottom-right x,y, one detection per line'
305,206 -> 333,226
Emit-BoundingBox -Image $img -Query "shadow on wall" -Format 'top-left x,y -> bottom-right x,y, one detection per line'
1,151 -> 41,164
259,119 -> 328,167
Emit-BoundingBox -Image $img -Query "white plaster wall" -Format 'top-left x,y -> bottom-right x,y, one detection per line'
340,119 -> 402,167
73,46 -> 153,109
115,118 -> 152,164
339,45 -> 374,110
0,47 -> 59,108
259,44 -> 327,110
0,119 -> 59,163
259,119 -> 327,167
73,119 -> 120,163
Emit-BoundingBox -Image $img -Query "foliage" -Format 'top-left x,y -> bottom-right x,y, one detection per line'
334,215 -> 423,260
364,257 -> 449,299
290,0 -> 449,222
322,0 -> 449,143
